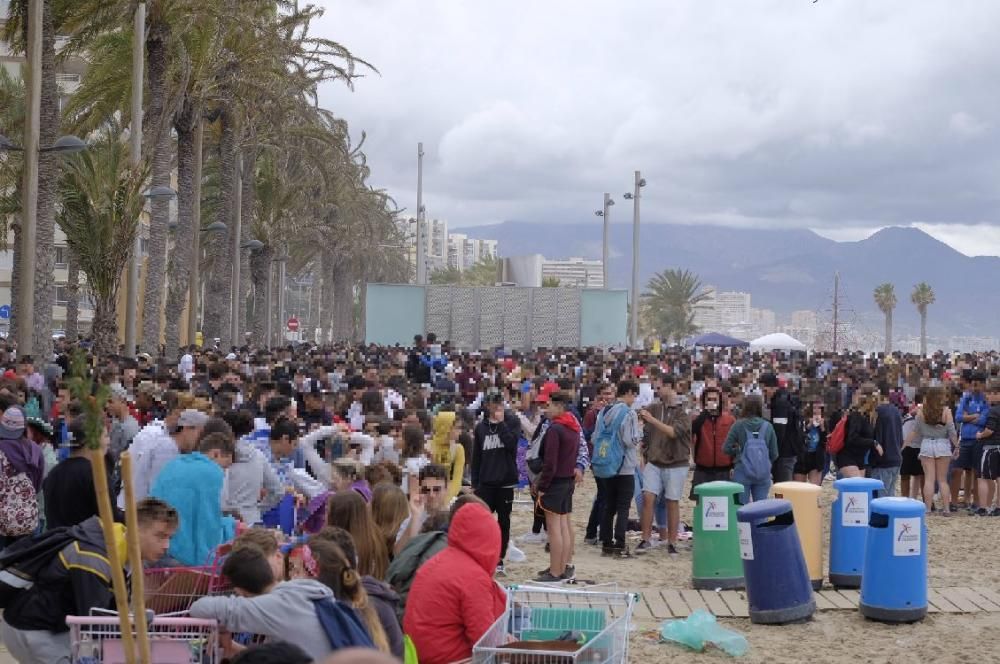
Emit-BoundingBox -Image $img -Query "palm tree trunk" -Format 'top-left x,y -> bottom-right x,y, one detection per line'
884,310 -> 892,355
237,148 -> 256,343
31,0 -> 58,361
163,111 -> 197,361
65,249 -> 80,340
248,245 -> 271,345
920,310 -> 927,356
203,108 -> 235,346
331,261 -> 353,343
92,292 -> 119,357
320,249 -> 334,343
140,23 -> 172,354
308,269 -> 321,341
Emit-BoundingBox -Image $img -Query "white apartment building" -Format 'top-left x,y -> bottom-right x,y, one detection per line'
693,286 -> 751,333
750,307 -> 777,339
541,257 -> 604,289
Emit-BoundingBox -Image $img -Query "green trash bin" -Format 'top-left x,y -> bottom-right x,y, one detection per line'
692,480 -> 745,590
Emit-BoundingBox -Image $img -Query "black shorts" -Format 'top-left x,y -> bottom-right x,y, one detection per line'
689,468 -> 732,501
794,448 -> 826,475
980,446 -> 1000,481
540,478 -> 574,515
900,446 -> 923,477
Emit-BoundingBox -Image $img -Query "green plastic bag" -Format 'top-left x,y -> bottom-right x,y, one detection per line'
660,609 -> 748,656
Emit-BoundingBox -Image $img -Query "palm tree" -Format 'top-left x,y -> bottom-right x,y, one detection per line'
56,128 -> 146,356
541,276 -> 560,287
873,283 -> 896,354
641,268 -> 711,344
911,282 -> 935,356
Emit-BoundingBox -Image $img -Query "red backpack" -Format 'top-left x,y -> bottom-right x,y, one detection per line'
826,415 -> 849,455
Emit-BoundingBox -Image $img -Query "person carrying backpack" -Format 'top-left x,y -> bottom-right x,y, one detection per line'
0,498 -> 178,664
723,395 -> 779,505
591,380 -> 643,558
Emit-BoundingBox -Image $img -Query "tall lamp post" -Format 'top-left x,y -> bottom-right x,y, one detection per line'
594,193 -> 614,289
623,171 -> 645,348
415,142 -> 426,285
124,0 -> 145,359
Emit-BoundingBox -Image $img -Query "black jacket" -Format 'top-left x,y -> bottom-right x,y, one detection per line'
4,517 -> 116,632
769,389 -> 802,458
471,410 -> 521,488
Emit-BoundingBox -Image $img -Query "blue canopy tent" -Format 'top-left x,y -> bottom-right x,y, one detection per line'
688,332 -> 750,348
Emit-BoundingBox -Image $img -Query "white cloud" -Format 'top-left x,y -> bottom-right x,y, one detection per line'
314,0 -> 1000,233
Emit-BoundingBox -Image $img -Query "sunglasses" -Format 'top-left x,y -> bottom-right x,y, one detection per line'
420,485 -> 444,494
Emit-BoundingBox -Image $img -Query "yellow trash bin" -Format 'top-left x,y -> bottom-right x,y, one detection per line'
772,481 -> 823,590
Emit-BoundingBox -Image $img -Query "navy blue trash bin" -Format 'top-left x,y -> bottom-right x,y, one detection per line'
859,497 -> 928,623
737,498 -> 816,624
829,477 -> 883,588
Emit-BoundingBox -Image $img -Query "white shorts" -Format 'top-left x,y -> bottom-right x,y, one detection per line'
642,464 -> 688,502
919,438 -> 952,459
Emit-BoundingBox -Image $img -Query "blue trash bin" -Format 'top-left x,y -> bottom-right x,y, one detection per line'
829,477 -> 884,588
737,499 -> 815,624
859,497 -> 927,623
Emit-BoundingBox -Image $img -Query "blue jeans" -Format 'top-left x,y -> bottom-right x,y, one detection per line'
733,465 -> 771,505
870,466 -> 900,498
634,467 -> 667,529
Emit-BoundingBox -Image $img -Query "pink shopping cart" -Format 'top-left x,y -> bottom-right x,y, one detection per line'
66,613 -> 220,664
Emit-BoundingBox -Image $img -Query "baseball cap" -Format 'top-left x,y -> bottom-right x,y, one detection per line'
225,353 -> 237,361
175,409 -> 209,429
0,406 -> 26,439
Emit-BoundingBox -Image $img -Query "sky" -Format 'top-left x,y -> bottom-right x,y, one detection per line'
313,0 -> 1000,257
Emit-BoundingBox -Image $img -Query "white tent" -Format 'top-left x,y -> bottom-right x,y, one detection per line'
749,332 -> 807,352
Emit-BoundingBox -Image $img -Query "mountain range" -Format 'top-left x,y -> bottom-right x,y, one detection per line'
455,222 -> 998,339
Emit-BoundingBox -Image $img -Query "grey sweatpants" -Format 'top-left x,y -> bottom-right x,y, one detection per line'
0,619 -> 71,664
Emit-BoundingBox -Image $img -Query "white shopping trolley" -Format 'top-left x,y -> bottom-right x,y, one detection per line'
473,585 -> 637,664
66,612 -> 220,664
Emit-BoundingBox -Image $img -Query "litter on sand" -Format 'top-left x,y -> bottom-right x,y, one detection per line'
660,608 -> 749,657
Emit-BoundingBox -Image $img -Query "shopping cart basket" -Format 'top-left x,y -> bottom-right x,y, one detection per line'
143,565 -> 230,615
67,613 -> 220,664
473,585 -> 637,664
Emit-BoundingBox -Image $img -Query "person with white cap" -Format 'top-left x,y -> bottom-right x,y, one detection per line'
131,408 -> 209,502
0,405 -> 44,548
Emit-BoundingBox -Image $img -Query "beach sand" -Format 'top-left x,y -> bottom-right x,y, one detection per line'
502,476 -> 1000,663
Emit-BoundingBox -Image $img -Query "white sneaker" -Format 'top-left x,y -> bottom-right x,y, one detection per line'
517,532 -> 548,545
506,543 -> 527,563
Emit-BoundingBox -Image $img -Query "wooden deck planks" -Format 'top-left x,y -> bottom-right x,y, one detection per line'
623,586 -> 999,618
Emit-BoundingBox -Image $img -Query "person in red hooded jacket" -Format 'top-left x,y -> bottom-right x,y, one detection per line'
403,501 -> 506,664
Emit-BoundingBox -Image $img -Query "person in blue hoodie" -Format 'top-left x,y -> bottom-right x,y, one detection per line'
953,372 -> 989,511
152,430 -> 236,566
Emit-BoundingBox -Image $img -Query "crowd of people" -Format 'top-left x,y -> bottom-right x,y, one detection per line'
0,334 -> 998,663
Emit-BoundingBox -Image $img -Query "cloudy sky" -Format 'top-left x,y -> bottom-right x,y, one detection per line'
314,1 -> 1000,256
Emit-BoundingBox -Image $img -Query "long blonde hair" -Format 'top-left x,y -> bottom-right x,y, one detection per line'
326,491 -> 389,579
310,532 -> 390,654
371,482 -> 408,554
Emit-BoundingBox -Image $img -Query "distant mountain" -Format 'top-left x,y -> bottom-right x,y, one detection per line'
455,222 -> 999,337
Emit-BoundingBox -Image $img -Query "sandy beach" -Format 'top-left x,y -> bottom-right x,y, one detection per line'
501,476 -> 1000,664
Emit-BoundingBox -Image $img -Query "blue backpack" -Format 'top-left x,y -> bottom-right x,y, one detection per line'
314,597 -> 375,651
591,404 -> 631,479
742,422 -> 772,483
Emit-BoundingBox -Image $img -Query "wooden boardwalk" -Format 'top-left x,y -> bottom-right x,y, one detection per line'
627,586 -> 1000,621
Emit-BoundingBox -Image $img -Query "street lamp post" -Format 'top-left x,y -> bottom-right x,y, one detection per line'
229,155 -> 243,349
594,193 -> 614,289
415,142 -> 425,285
624,171 -> 645,348
124,0 -> 145,359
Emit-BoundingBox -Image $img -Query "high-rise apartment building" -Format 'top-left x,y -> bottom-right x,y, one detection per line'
540,257 -> 604,288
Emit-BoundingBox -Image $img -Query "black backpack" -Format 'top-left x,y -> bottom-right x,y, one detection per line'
0,526 -> 76,608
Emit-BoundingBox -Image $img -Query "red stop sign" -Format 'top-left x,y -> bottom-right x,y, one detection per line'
286,317 -> 299,332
